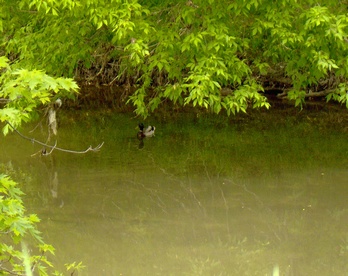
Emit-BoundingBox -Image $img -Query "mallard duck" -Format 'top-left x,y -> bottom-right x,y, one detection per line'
137,123 -> 155,140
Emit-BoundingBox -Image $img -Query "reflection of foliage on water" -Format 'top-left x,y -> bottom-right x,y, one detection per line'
2,110 -> 347,274
0,161 -> 33,184
0,158 -> 64,211
116,161 -> 347,274
186,257 -> 224,276
339,235 -> 348,257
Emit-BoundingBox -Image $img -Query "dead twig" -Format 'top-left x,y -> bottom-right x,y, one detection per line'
5,120 -> 104,154
276,88 -> 336,99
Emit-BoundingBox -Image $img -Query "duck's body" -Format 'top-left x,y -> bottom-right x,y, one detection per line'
137,123 -> 155,140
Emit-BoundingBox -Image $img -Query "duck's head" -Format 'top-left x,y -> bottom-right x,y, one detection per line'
138,123 -> 145,131
137,123 -> 145,140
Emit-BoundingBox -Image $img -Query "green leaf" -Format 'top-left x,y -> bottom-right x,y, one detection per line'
0,56 -> 9,68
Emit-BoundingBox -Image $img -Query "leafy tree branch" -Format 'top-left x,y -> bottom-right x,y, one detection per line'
0,174 -> 84,275
2,0 -> 348,117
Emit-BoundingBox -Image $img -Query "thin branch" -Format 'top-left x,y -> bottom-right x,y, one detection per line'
0,265 -> 22,275
5,120 -> 104,154
276,88 -> 335,99
0,98 -> 11,103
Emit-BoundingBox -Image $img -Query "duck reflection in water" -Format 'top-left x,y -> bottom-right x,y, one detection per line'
137,123 -> 155,149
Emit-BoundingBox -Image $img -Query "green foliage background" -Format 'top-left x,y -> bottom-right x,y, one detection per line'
0,56 -> 78,134
1,0 -> 348,117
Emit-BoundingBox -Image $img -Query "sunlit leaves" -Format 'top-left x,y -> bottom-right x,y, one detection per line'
127,86 -> 148,117
3,0 -> 348,116
4,0 -> 151,77
327,82 -> 348,108
253,60 -> 270,76
124,39 -> 149,65
39,243 -> 56,255
221,82 -> 270,115
0,56 -> 9,69
182,33 -> 204,52
0,174 -> 79,275
288,90 -> 306,108
313,51 -> 339,73
321,16 -> 348,48
0,57 -> 79,135
0,108 -> 21,135
65,261 -> 86,273
228,0 -> 262,15
0,174 -> 41,242
126,0 -> 273,116
303,6 -> 331,30
163,83 -> 184,104
0,175 -> 24,198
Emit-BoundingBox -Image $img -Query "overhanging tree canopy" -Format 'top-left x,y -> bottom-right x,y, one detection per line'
1,0 -> 348,118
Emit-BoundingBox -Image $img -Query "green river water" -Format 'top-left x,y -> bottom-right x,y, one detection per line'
1,108 -> 347,275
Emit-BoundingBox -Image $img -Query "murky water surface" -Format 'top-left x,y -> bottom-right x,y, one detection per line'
1,111 -> 347,275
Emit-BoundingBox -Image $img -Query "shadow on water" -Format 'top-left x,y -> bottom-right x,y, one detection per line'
1,109 -> 348,275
